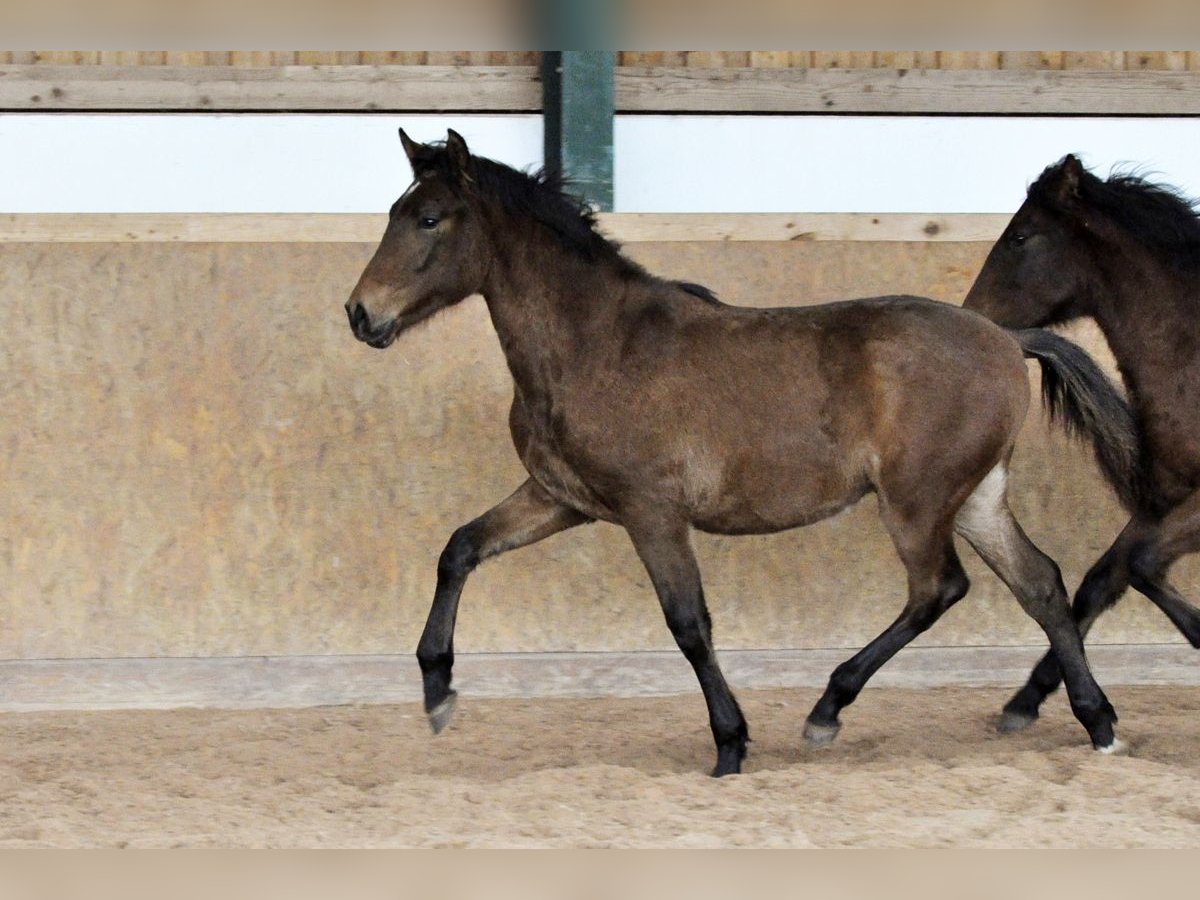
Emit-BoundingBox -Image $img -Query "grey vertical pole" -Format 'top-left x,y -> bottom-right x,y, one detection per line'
541,50 -> 615,212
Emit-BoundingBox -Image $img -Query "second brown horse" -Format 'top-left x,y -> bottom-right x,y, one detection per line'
966,154 -> 1200,733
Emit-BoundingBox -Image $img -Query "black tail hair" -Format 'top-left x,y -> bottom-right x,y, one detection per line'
1015,329 -> 1146,512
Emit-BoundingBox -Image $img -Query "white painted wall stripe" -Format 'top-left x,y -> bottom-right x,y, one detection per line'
2,113 -> 1200,214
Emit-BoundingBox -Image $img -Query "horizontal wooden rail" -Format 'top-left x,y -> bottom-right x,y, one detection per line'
615,66 -> 1200,115
0,212 -> 1011,243
3,64 -> 1200,114
0,64 -> 544,112
1,644 -> 1193,711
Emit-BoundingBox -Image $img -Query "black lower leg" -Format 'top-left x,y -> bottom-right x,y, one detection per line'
1130,542 -> 1200,648
415,523 -> 480,725
1024,576 -> 1118,749
1055,648 -> 1118,750
1003,542 -> 1131,729
807,654 -> 879,732
807,555 -> 968,739
1000,651 -> 1061,728
633,532 -> 744,777
412,480 -> 590,735
702,675 -> 749,778
672,606 -> 748,777
630,522 -> 748,777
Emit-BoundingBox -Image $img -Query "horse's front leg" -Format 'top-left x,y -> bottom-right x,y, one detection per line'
417,478 -> 590,732
1128,488 -> 1200,646
625,515 -> 748,776
1005,492 -> 1200,732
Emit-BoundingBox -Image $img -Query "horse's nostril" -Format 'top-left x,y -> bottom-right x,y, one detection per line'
347,302 -> 367,332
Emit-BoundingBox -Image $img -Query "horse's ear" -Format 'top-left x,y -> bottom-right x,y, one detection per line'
445,129 -> 473,179
399,128 -> 422,168
1054,154 -> 1085,205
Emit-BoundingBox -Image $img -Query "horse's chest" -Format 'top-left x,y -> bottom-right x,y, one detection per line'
508,397 -> 617,520
520,440 -> 616,519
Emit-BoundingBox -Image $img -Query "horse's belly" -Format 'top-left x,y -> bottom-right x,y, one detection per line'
689,474 -> 869,535
679,442 -> 871,535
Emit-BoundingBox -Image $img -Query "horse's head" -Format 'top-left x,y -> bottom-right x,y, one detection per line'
345,129 -> 491,349
963,154 -> 1097,328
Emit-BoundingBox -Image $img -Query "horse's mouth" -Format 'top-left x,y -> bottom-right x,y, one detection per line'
348,297 -> 444,349
347,305 -> 401,349
362,325 -> 399,349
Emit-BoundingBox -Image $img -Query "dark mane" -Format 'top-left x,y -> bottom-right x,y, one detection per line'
415,141 -> 650,280
1032,158 -> 1200,269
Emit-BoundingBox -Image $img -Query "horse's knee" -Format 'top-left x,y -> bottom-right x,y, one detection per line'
438,524 -> 482,581
1076,564 -> 1111,609
1128,541 -> 1163,593
663,604 -> 713,663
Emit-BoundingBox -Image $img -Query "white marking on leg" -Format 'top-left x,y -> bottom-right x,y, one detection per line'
955,464 -> 1011,547
1097,738 -> 1129,756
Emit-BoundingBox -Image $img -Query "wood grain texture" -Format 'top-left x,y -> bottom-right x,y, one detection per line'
612,66 -> 1200,114
4,51 -> 1196,70
0,213 -> 1013,244
1,241 -> 1192,662
5,64 -> 1200,113
0,64 -> 543,111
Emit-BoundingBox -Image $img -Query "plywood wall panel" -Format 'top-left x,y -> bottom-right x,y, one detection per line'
1,241 -> 1190,663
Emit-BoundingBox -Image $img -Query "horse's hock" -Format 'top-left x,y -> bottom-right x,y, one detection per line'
2,231 -> 1195,707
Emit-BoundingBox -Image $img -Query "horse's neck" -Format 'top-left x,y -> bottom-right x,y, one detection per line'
1089,250 -> 1193,401
480,232 -> 626,396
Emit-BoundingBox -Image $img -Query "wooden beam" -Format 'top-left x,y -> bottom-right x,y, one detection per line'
614,66 -> 1200,115
0,64 -> 543,112
0,644 -> 1193,711
0,212 -> 1013,243
4,64 -> 1200,115
598,212 -> 1012,243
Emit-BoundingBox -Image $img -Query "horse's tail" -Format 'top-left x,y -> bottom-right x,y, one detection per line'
1014,328 -> 1145,512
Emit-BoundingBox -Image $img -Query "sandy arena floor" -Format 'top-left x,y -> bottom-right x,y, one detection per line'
3,685 -> 1200,848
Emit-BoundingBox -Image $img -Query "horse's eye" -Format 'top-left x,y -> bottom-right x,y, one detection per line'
1009,230 -> 1029,247
418,215 -> 440,230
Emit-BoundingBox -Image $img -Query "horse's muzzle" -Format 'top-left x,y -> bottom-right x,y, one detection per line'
345,301 -> 397,349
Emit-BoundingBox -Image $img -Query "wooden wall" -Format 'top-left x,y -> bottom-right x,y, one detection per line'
2,226 -> 1194,669
1,51 -> 1198,70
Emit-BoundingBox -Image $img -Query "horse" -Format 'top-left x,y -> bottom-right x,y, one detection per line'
344,129 -> 1127,776
965,153 -> 1200,732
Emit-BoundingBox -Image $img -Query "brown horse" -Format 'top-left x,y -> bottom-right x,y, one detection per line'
345,130 -> 1125,775
966,154 -> 1200,732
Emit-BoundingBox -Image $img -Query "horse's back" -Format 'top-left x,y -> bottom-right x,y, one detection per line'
768,294 -> 1028,416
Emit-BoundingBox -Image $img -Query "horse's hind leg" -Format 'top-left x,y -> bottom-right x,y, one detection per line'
955,466 -> 1120,752
804,517 -> 969,745
625,516 -> 748,777
1000,518 -> 1143,732
416,478 -> 590,733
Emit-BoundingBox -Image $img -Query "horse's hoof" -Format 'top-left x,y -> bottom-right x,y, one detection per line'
1095,737 -> 1129,756
711,744 -> 746,777
997,710 -> 1037,734
427,691 -> 458,734
803,719 -> 841,747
